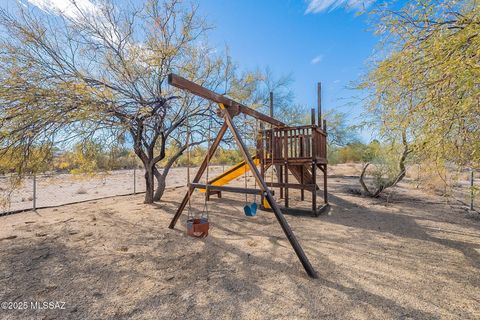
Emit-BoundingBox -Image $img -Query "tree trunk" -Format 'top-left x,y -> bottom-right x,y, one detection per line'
144,165 -> 155,204
153,168 -> 166,201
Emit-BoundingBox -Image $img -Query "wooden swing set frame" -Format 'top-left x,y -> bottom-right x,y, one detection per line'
167,73 -> 328,278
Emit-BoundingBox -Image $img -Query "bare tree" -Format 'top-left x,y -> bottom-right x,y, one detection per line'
0,0 -> 256,203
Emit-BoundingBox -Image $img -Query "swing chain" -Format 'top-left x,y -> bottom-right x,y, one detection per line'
202,105 -> 213,219
186,115 -> 193,220
244,114 -> 248,205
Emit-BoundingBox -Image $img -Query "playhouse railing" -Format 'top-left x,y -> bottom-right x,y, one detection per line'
262,125 -> 327,163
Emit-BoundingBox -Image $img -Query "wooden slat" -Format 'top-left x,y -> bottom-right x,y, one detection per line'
266,182 -> 316,190
168,73 -> 285,127
269,158 -> 325,164
190,183 -> 263,195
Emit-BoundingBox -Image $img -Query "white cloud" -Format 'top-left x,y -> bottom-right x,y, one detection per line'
305,0 -> 374,14
24,0 -> 121,44
26,0 -> 98,20
311,55 -> 323,65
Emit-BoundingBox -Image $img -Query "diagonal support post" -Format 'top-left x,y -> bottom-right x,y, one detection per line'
168,122 -> 228,229
220,104 -> 318,278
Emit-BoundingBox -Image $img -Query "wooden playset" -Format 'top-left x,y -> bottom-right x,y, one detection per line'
167,73 -> 328,278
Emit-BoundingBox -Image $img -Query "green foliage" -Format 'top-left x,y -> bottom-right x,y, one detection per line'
55,141 -> 137,174
0,145 -> 54,175
328,140 -> 381,164
160,145 -> 243,167
324,110 -> 358,147
363,0 -> 480,167
367,142 -> 407,188
211,148 -> 243,166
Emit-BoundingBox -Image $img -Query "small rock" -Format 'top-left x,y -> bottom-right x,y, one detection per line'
0,235 -> 17,241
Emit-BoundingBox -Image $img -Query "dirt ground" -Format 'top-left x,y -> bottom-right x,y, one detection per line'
0,167 -> 479,319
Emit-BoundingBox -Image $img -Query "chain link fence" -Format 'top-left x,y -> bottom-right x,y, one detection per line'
0,164 -> 476,215
409,165 -> 479,213
0,169 -> 142,215
450,168 -> 479,213
0,166 -> 222,215
0,166 -> 225,216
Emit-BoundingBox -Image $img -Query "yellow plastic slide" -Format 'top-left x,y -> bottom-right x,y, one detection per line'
199,156 -> 260,192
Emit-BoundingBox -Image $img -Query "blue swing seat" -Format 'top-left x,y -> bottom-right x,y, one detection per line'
244,202 -> 258,216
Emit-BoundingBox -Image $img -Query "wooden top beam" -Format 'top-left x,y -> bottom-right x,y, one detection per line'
168,73 -> 286,127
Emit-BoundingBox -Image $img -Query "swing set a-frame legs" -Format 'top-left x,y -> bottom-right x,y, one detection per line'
168,122 -> 228,229
168,109 -> 318,279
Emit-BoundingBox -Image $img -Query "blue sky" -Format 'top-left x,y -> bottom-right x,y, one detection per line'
198,0 -> 378,140
3,0 -> 380,142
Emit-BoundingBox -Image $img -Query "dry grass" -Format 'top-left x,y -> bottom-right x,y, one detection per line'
329,163 -> 363,177
0,173 -> 479,319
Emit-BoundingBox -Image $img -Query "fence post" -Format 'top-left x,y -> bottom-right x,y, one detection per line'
133,167 -> 137,195
33,174 -> 37,210
470,168 -> 474,211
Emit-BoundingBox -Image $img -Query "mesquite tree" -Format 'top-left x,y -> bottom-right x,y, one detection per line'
358,130 -> 412,197
355,0 -> 480,197
363,0 -> 480,168
0,0 -> 256,203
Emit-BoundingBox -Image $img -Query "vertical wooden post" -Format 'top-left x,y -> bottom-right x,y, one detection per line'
317,82 -> 322,128
293,129 -> 297,158
169,122 -> 228,229
312,124 -> 317,214
270,92 -> 283,199
279,163 -> 284,199
260,122 -> 265,207
300,165 -> 305,201
323,164 -> 328,204
222,109 -> 318,278
311,108 -> 315,125
312,162 -> 317,214
284,130 -> 289,208
300,128 -> 305,201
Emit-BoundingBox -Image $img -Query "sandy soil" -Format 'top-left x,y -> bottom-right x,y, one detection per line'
0,171 -> 479,319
